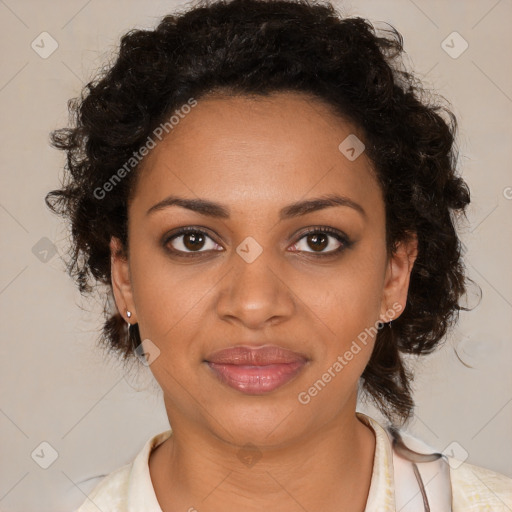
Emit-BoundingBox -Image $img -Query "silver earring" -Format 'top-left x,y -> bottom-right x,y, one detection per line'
126,310 -> 132,325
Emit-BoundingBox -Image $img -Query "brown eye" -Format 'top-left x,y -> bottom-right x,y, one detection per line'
182,231 -> 206,251
290,227 -> 352,256
305,233 -> 329,252
164,228 -> 221,255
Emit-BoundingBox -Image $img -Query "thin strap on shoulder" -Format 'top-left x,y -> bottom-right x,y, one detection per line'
386,426 -> 453,512
412,461 -> 431,511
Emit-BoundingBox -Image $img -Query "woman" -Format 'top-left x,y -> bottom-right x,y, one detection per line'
45,0 -> 512,510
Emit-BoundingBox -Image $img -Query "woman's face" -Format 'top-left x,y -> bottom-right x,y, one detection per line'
111,92 -> 416,446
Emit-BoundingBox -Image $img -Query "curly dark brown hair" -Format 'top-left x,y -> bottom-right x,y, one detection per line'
45,0 -> 473,426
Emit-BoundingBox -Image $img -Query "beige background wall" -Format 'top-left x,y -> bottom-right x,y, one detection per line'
0,0 -> 511,510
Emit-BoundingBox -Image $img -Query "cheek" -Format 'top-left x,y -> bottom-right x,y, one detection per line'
134,275 -> 211,348
128,242 -> 210,344
295,275 -> 381,409
291,252 -> 386,396
295,247 -> 386,339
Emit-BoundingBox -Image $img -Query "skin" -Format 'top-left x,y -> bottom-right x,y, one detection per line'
110,91 -> 418,512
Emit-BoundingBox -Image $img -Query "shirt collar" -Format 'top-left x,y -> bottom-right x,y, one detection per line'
126,413 -> 395,512
127,428 -> 171,511
357,412 -> 396,512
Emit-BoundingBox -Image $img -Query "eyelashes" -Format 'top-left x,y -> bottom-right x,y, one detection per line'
162,225 -> 354,259
288,226 -> 353,256
164,227 -> 222,257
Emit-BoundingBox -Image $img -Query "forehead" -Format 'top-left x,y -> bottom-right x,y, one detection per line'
130,92 -> 382,217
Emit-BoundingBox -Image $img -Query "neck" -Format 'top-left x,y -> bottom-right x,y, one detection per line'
149,410 -> 376,512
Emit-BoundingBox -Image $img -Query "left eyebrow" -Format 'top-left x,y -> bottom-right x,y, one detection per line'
278,194 -> 366,220
146,193 -> 366,220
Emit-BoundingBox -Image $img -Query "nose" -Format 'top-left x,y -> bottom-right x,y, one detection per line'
215,242 -> 296,330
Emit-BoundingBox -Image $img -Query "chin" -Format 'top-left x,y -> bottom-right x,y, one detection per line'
207,397 -> 307,447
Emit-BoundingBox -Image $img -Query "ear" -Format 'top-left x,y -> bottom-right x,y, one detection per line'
380,233 -> 418,322
110,236 -> 136,323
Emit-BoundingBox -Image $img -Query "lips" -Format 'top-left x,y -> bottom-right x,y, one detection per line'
206,345 -> 307,365
205,345 -> 308,394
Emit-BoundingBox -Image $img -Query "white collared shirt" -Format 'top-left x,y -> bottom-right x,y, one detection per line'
74,413 -> 512,511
